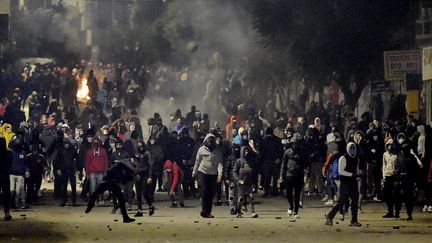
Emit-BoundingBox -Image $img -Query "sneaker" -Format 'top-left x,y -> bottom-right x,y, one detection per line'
324,200 -> 333,206
111,207 -> 118,214
373,196 -> 380,202
206,214 -> 214,218
339,213 -> 345,221
428,206 -> 432,212
423,205 -> 429,212
149,206 -> 155,216
123,217 -> 135,223
287,209 -> 293,216
170,202 -> 178,208
236,213 -> 243,218
325,219 -> 333,226
293,214 -> 300,219
382,212 -> 393,218
230,208 -> 236,215
321,195 -> 329,202
134,211 -> 143,217
251,213 -> 258,218
299,201 -> 303,208
179,202 -> 185,208
358,208 -> 363,214
349,222 -> 362,227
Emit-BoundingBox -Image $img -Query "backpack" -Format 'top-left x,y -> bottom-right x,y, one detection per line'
331,157 -> 339,179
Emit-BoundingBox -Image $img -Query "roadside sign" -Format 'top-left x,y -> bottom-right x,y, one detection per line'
370,80 -> 391,93
384,50 -> 421,81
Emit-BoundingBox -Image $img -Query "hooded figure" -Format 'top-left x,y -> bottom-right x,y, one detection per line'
193,133 -> 223,218
326,142 -> 361,227
280,136 -> 305,218
0,123 -> 15,148
233,146 -> 258,218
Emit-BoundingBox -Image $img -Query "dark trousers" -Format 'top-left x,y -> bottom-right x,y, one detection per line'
327,179 -> 359,223
216,180 -> 229,202
285,176 -> 303,213
199,173 -> 217,216
264,162 -> 280,195
89,180 -> 129,220
394,179 -> 414,217
80,178 -> 90,199
0,175 -> 10,214
135,174 -> 153,210
383,176 -> 396,214
60,170 -> 76,204
26,172 -> 43,204
182,167 -> 196,197
54,174 -> 62,199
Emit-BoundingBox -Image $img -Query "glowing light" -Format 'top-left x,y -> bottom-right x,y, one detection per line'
77,78 -> 91,101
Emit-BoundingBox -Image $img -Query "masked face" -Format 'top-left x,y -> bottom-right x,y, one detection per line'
102,129 -> 109,135
87,137 -> 93,143
205,137 -> 216,151
150,139 -> 155,145
216,138 -> 222,145
398,138 -> 405,144
109,142 -> 115,149
346,142 -> 357,158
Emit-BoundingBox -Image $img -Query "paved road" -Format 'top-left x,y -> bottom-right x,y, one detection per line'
1,183 -> 432,242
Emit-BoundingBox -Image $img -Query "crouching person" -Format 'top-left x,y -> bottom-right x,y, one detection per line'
85,158 -> 136,223
234,147 -> 257,218
164,160 -> 184,208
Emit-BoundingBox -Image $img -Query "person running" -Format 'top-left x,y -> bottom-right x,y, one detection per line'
85,159 -> 136,223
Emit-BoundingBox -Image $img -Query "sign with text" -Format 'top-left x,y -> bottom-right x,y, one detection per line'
384,50 -> 421,81
370,80 -> 391,93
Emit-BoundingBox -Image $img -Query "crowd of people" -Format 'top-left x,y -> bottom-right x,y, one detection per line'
0,62 -> 432,227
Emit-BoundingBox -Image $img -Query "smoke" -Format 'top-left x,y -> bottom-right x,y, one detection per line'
13,3 -> 86,63
139,0 -> 258,137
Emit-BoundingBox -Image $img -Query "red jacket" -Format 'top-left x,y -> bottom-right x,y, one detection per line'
322,152 -> 334,175
85,146 -> 109,174
164,160 -> 181,193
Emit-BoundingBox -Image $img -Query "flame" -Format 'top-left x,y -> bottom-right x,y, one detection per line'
77,78 -> 90,101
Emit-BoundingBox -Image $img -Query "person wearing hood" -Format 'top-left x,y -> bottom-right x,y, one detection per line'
85,147 -> 136,223
393,143 -> 419,220
365,128 -> 384,201
177,128 -> 196,198
396,133 -> 423,169
233,146 -> 258,218
193,133 -> 223,218
111,140 -> 134,210
0,137 -> 13,220
261,127 -> 284,197
164,159 -> 185,208
279,135 -> 306,219
85,137 -> 109,202
10,138 -> 30,209
0,123 -> 15,148
26,145 -> 47,204
133,141 -> 155,217
325,142 -> 362,227
53,138 -> 78,207
381,139 -> 398,218
225,144 -> 241,215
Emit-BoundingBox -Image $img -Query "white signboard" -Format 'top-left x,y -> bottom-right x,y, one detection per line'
384,50 -> 421,81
